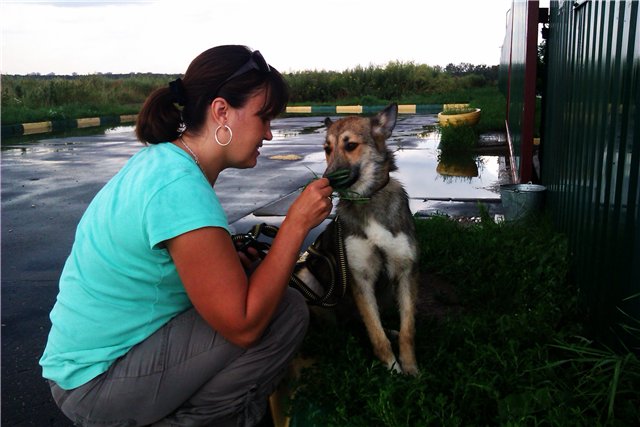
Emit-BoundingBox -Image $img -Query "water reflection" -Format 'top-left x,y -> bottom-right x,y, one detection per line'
436,145 -> 484,181
394,128 -> 500,200
436,156 -> 480,179
1,125 -> 136,150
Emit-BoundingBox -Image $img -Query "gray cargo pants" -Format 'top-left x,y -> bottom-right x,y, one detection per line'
48,288 -> 309,427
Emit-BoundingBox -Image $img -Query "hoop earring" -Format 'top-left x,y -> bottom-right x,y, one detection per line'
215,125 -> 233,147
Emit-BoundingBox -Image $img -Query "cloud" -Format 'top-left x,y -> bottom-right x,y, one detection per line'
1,0 -> 513,75
6,0 -> 154,7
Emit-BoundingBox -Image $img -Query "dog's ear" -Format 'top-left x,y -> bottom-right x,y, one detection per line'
372,103 -> 398,139
324,117 -> 333,127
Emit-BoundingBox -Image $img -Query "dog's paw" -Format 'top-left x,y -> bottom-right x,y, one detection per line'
401,363 -> 420,376
387,359 -> 403,374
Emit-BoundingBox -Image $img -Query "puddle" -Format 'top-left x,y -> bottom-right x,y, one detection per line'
3,115 -> 505,204
269,154 -> 303,161
397,147 -> 500,199
277,121 -> 504,201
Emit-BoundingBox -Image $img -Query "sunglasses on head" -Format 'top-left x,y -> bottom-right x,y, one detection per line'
220,50 -> 271,86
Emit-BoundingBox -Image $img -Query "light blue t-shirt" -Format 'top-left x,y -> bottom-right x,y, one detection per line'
40,142 -> 229,390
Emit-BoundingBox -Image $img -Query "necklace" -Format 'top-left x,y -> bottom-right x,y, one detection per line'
180,137 -> 208,180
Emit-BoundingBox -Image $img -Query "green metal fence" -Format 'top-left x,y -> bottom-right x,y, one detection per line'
542,0 -> 639,340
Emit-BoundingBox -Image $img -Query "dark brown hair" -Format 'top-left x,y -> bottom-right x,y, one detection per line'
135,45 -> 289,144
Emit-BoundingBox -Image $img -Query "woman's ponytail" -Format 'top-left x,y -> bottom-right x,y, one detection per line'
135,86 -> 182,144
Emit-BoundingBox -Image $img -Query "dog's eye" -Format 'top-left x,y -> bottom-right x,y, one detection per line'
324,145 -> 332,155
345,142 -> 358,152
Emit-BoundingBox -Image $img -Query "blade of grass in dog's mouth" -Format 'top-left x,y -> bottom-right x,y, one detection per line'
325,169 -> 352,189
324,170 -> 370,202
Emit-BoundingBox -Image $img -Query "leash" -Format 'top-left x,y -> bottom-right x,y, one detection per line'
291,218 -> 349,307
232,219 -> 349,308
231,223 -> 278,259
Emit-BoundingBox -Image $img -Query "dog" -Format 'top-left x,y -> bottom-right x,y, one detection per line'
298,103 -> 420,375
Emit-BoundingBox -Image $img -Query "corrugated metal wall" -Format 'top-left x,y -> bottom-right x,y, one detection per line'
501,1 -> 539,183
542,0 -> 639,339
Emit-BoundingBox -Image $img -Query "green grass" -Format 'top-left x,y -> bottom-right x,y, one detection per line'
289,215 -> 640,426
438,123 -> 478,152
467,86 -> 506,133
440,107 -> 477,115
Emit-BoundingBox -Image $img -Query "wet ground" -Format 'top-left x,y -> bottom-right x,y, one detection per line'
1,114 -> 509,426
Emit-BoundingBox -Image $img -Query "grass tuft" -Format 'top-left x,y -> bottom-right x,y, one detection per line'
438,123 -> 478,152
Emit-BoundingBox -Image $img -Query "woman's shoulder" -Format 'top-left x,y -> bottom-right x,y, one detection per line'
127,142 -> 195,179
101,142 -> 206,204
139,142 -> 189,163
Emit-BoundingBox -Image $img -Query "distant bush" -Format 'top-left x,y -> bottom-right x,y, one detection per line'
285,61 -> 498,104
1,73 -> 176,125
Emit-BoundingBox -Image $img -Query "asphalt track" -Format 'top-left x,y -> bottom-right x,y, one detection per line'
1,114 -> 505,425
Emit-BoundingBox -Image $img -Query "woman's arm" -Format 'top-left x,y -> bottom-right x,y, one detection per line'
166,178 -> 333,348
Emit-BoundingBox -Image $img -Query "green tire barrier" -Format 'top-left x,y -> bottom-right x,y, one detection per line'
1,114 -> 138,137
285,104 -> 442,115
2,105 -> 444,137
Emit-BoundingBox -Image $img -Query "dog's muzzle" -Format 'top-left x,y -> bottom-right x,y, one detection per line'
324,166 -> 360,190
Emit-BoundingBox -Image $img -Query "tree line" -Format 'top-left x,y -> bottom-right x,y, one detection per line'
1,62 -> 499,125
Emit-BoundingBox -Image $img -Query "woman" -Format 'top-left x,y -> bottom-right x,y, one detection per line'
40,45 -> 333,426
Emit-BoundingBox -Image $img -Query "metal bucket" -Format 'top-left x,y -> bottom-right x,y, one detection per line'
500,184 -> 546,221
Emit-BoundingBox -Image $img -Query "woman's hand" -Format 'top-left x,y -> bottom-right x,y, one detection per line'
237,245 -> 261,274
286,178 -> 333,231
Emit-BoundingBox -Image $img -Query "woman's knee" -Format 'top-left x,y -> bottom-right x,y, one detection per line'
277,288 -> 310,341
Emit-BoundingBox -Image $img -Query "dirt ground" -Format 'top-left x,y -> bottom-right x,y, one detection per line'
416,271 -> 462,321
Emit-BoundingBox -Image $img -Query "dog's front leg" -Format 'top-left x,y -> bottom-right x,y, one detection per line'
352,280 -> 401,373
396,269 -> 419,376
346,237 -> 401,373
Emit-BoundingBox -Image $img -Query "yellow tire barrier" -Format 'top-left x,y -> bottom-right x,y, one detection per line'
336,105 -> 363,114
120,114 -> 137,123
285,106 -> 312,114
398,104 -> 417,114
22,121 -> 52,135
438,108 -> 481,127
77,117 -> 101,128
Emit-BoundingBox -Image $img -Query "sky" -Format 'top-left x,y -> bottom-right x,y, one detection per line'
1,0 -> 532,76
